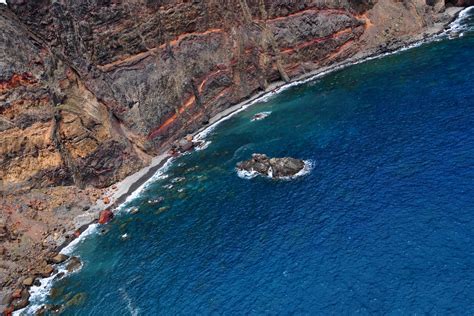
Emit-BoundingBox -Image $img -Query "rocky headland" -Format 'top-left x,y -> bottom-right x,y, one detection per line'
0,0 -> 470,313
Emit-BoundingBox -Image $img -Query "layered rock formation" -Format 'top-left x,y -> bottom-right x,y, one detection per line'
1,0 -> 457,191
0,6 -> 149,192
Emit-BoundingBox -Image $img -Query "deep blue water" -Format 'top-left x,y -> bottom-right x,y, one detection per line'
39,10 -> 473,315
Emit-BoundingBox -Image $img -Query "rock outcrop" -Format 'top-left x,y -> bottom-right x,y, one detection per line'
98,209 -> 114,225
237,153 -> 306,178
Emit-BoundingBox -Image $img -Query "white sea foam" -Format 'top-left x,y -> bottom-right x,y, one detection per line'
14,157 -> 177,315
14,223 -> 98,315
61,224 -> 99,256
171,176 -> 185,183
117,157 -> 174,213
119,288 -> 140,316
236,168 -> 259,179
194,140 -> 211,151
445,6 -> 474,37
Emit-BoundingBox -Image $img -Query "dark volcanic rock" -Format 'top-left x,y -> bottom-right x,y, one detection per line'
237,153 -> 306,178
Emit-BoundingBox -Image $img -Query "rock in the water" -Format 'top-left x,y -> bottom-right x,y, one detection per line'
177,138 -> 194,152
251,111 -> 271,121
237,153 -> 306,178
50,253 -> 69,264
98,210 -> 114,224
66,257 -> 82,273
65,292 -> 86,307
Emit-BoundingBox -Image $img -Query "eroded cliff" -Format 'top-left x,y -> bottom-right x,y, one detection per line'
1,0 -> 455,191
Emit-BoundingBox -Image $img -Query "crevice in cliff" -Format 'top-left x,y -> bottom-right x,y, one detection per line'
51,108 -> 84,189
261,25 -> 290,82
238,0 -> 253,24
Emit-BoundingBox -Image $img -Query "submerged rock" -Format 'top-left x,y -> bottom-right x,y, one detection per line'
66,257 -> 82,273
66,292 -> 87,307
236,154 -> 306,179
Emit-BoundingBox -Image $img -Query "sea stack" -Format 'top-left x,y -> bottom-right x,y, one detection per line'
237,154 -> 306,178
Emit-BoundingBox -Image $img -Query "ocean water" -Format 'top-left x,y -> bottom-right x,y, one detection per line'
34,9 -> 474,315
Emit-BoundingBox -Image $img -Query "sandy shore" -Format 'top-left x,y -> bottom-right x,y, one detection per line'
3,6 -> 466,315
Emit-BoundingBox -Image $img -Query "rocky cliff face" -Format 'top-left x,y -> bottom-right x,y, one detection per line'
0,0 -> 458,191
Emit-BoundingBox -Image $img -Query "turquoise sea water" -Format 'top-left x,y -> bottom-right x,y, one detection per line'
34,9 -> 474,315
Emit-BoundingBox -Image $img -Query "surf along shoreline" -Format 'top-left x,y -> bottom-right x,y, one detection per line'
13,6 -> 469,315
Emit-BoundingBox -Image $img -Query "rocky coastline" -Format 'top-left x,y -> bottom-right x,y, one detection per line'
0,1 -> 469,314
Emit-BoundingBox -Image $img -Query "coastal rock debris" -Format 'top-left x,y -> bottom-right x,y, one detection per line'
98,210 -> 114,225
237,153 -> 306,178
49,253 -> 69,264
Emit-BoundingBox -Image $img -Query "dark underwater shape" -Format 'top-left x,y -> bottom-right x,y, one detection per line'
37,10 -> 474,315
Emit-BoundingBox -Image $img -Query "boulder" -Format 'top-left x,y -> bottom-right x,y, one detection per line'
22,277 -> 35,287
39,265 -> 54,278
102,196 -> 110,205
236,153 -> 306,178
98,210 -> 114,224
177,138 -> 194,152
36,304 -> 64,315
50,253 -> 69,264
65,292 -> 86,307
